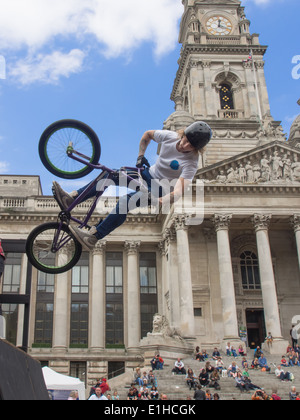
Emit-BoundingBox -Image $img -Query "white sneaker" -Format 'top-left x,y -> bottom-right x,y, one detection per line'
70,226 -> 98,251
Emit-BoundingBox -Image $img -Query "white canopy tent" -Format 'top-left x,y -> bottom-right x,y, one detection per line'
42,366 -> 86,400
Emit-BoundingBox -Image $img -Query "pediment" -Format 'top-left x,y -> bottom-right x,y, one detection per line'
197,141 -> 300,186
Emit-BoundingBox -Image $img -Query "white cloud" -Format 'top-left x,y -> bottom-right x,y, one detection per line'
0,161 -> 9,173
0,0 -> 183,58
10,49 -> 86,85
0,0 -> 89,50
0,0 -> 183,84
244,0 -> 284,5
85,0 -> 183,59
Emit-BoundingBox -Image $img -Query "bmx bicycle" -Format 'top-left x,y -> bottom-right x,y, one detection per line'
26,119 -> 152,275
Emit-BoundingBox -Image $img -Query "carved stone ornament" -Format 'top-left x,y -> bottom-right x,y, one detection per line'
212,214 -> 232,231
199,142 -> 300,186
173,214 -> 189,231
291,215 -> 300,233
92,241 -> 107,256
151,313 -> 183,340
252,214 -> 272,232
124,240 -> 141,255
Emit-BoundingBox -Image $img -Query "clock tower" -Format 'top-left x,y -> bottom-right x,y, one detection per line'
164,0 -> 286,166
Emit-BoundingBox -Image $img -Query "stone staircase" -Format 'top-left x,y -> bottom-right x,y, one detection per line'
116,350 -> 300,400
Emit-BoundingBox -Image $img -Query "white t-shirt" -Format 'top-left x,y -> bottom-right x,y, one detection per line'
88,394 -> 108,400
149,130 -> 199,182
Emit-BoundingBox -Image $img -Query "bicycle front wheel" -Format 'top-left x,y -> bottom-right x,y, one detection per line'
26,222 -> 82,274
39,119 -> 101,179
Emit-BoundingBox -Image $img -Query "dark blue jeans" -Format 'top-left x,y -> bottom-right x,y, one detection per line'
76,168 -> 161,240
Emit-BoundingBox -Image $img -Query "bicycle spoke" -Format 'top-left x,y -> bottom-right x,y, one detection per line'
31,226 -> 77,269
46,127 -> 95,175
39,119 -> 101,180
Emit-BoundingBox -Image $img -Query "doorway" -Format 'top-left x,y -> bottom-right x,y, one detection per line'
246,309 -> 266,349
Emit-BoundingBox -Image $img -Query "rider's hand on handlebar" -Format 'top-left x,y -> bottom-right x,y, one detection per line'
136,155 -> 150,168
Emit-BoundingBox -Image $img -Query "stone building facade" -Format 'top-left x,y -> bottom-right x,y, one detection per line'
1,0 -> 300,387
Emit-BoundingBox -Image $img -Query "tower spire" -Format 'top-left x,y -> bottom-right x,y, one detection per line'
164,0 -> 285,166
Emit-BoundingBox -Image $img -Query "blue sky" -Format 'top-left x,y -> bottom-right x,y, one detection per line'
0,0 -> 299,195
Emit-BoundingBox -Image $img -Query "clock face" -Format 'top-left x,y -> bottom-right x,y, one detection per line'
206,16 -> 232,36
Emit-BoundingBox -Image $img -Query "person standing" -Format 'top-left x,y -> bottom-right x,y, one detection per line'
88,387 -> 108,400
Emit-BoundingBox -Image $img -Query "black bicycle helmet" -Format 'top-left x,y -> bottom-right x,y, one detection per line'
184,121 -> 212,150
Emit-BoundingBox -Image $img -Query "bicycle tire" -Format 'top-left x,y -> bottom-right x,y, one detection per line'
26,222 -> 82,274
39,119 -> 101,179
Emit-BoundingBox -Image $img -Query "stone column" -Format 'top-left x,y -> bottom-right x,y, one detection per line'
163,228 -> 181,331
52,247 -> 70,351
158,239 -> 168,317
125,241 -> 141,351
174,215 -> 195,338
90,241 -> 106,351
243,62 -> 259,118
252,214 -> 288,353
291,215 -> 300,272
203,61 -> 215,117
212,214 -> 240,342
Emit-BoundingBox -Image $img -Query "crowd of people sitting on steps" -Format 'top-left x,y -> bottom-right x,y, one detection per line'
85,337 -> 300,400
167,340 -> 300,400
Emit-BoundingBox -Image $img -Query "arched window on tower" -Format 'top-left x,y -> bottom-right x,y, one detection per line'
240,251 -> 261,290
220,83 -> 234,111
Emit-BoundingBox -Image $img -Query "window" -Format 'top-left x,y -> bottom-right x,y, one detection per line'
220,83 -> 234,110
37,271 -> 55,293
106,303 -> 124,346
106,252 -> 123,294
70,253 -> 89,346
72,266 -> 89,294
70,362 -> 87,387
106,252 -> 124,346
34,303 -> 53,345
108,362 -> 125,380
141,304 -> 157,338
139,253 -> 157,294
1,304 -> 19,345
140,253 -> 158,339
2,253 -> 22,293
35,259 -> 54,345
106,266 -> 123,294
194,308 -> 202,317
240,251 -> 261,290
70,303 -> 88,346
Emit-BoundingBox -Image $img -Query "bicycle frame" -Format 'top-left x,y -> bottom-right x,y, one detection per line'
55,146 -> 147,235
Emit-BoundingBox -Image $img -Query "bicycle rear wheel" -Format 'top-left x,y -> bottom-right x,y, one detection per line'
26,222 -> 82,274
39,119 -> 101,179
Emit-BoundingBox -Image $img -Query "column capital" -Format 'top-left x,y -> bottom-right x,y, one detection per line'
124,240 -> 141,255
252,213 -> 272,232
92,240 -> 107,256
291,215 -> 300,233
212,214 -> 232,232
173,214 -> 189,232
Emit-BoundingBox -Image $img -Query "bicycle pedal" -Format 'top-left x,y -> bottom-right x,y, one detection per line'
58,210 -> 71,223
